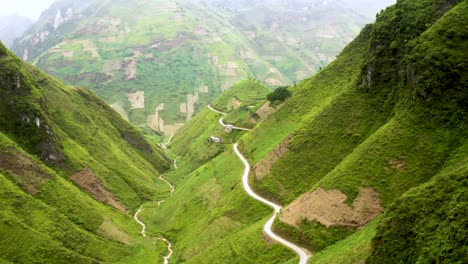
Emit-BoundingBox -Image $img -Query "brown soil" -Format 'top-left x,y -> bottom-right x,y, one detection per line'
125,60 -> 137,80
254,137 -> 290,180
227,98 -> 242,111
0,149 -> 52,195
280,187 -> 383,228
63,51 -> 74,58
81,40 -> 100,58
388,157 -> 407,171
262,232 -> 277,245
103,60 -> 122,76
70,167 -> 129,213
255,101 -> 275,121
163,123 -> 184,136
125,50 -> 141,80
126,91 -> 145,109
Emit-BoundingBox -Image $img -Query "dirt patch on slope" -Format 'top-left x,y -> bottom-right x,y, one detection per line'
81,39 -> 100,58
254,137 -> 290,180
255,101 -> 275,121
388,157 -> 407,171
70,167 -> 129,213
126,91 -> 145,109
0,149 -> 52,195
280,187 -> 383,228
227,98 -> 242,111
164,123 -> 184,136
103,60 -> 122,76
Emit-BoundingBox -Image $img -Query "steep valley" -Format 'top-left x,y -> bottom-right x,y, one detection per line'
1,0 -> 467,263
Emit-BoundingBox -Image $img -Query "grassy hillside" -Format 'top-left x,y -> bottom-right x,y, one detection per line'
227,0 -> 467,254
129,79 -> 295,262
12,0 -> 368,133
0,42 -> 171,263
146,0 -> 467,263
169,79 -> 271,175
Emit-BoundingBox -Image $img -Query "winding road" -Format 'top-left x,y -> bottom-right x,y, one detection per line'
207,105 -> 227,115
207,105 -> 311,264
234,144 -> 311,264
208,105 -> 251,131
133,172 -> 175,264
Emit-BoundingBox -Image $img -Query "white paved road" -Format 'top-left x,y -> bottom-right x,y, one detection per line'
234,143 -> 311,264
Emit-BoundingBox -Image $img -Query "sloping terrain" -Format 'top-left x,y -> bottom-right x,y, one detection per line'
12,0 -> 368,132
143,0 -> 467,263
0,42 -> 171,263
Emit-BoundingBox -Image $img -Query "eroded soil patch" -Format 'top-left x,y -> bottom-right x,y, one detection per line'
254,136 -> 290,180
70,167 -> 129,213
98,217 -> 133,244
0,149 -> 52,195
280,187 -> 383,227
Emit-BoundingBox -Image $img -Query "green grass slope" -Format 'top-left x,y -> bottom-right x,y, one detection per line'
236,0 -> 467,256
169,79 -> 271,176
35,0 -> 463,262
139,80 -> 297,263
0,42 -> 170,262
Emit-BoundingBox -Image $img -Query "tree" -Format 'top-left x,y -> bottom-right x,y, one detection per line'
266,86 -> 291,102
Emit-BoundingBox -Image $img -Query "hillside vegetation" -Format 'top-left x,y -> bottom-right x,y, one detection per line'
146,0 -> 467,263
12,0 -> 368,132
0,42 -> 171,263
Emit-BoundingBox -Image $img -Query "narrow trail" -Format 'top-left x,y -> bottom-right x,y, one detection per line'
159,174 -> 175,194
133,169 -> 176,263
134,208 -> 147,237
207,105 -> 251,131
207,105 -> 311,264
207,104 -> 227,115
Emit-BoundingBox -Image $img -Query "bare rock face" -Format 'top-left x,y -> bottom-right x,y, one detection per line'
280,187 -> 383,228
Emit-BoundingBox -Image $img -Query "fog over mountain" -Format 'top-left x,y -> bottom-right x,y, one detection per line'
2,0 -> 397,22
0,14 -> 32,47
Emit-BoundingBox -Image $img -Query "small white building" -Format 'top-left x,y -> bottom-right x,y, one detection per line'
225,124 -> 234,133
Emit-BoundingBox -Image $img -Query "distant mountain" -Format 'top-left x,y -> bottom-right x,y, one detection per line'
0,41 -> 170,263
12,0 -> 368,135
0,14 -> 32,47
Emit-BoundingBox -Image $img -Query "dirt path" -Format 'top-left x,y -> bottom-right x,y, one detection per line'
133,173 -> 176,263
234,144 -> 311,264
159,174 -> 175,194
134,208 -> 147,237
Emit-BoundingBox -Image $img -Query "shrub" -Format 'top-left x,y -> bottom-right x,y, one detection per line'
266,86 -> 291,102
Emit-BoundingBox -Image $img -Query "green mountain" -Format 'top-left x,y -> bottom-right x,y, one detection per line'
2,0 -> 466,263
12,0 -> 368,135
137,0 -> 467,263
0,42 -> 172,263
